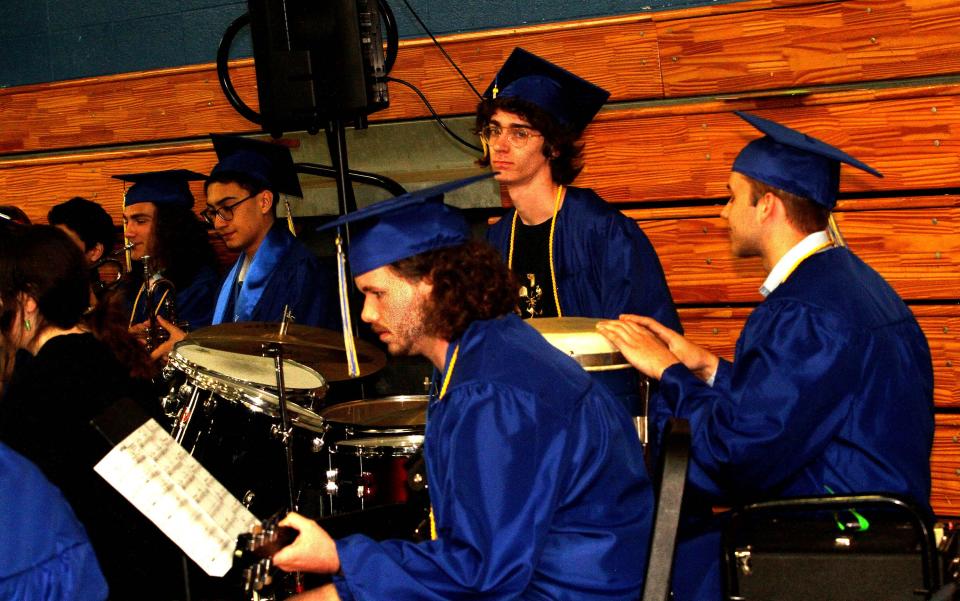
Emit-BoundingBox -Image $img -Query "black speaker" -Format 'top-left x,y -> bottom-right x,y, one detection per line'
723,495 -> 939,601
247,0 -> 391,136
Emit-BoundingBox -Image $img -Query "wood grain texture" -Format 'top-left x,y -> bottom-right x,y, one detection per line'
0,142 -> 217,223
932,414 -> 960,517
0,16 -> 658,155
633,204 -> 960,304
580,95 -> 960,203
658,0 -> 960,97
679,307 -> 959,408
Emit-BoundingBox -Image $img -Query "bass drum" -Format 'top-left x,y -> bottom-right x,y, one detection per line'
315,396 -> 428,517
162,340 -> 328,515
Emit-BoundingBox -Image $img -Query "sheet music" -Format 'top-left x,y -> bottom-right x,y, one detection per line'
94,419 -> 259,577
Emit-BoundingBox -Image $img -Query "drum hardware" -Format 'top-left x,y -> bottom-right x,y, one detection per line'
265,306 -> 300,512
162,339 -> 327,515
186,321 -> 387,383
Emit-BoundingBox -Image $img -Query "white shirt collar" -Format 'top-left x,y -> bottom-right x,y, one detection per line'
759,230 -> 832,298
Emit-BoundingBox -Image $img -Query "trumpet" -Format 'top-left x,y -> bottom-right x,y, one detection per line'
140,254 -> 178,353
91,241 -> 135,295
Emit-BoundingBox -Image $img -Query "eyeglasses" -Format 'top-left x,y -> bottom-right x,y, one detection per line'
201,193 -> 256,225
480,124 -> 542,148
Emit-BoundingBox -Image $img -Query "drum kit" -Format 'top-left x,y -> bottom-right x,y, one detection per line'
160,319 -> 424,521
159,315 -> 647,525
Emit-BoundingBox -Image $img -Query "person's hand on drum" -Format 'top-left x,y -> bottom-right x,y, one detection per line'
148,315 -> 186,362
273,512 -> 341,575
597,315 -> 719,382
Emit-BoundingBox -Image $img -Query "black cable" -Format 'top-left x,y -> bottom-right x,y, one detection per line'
386,76 -> 483,153
398,0 -> 483,99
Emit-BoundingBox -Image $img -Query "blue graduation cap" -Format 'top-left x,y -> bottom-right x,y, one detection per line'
113,169 -> 206,208
483,48 -> 610,131
319,173 -> 493,276
732,111 -> 883,209
208,134 -> 303,198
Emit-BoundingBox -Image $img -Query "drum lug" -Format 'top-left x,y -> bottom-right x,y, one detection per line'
160,390 -> 180,418
325,469 -> 339,496
270,424 -> 293,443
311,436 -> 325,453
201,395 -> 218,415
358,472 -> 375,499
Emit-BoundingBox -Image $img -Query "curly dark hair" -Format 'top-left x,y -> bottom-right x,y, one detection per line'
0,225 -> 154,379
475,95 -> 585,185
390,240 -> 519,341
47,197 -> 116,254
149,204 -> 219,290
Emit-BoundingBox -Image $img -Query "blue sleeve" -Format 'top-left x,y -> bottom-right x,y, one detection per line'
332,383 -> 561,600
600,214 -> 682,333
0,443 -> 108,600
659,301 -> 857,500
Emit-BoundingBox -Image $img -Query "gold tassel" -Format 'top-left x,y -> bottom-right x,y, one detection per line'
827,213 -> 846,248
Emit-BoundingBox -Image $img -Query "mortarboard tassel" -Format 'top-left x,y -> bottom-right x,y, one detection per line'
827,213 -> 846,248
335,231 -> 361,378
284,197 -> 297,237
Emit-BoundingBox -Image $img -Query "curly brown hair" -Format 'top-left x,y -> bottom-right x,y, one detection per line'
475,96 -> 585,185
391,240 -> 519,341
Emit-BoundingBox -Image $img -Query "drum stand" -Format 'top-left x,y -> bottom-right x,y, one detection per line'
265,308 -> 299,512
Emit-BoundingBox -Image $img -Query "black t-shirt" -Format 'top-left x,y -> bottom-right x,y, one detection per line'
510,218 -> 558,319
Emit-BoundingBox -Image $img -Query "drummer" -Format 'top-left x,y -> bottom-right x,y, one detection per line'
597,112 -> 934,601
270,174 -> 653,600
479,48 -> 681,416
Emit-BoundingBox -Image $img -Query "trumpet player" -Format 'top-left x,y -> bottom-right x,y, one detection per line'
115,170 -> 220,355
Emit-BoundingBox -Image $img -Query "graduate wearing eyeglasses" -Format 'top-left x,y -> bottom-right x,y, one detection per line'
480,48 -> 681,417
204,134 -> 338,328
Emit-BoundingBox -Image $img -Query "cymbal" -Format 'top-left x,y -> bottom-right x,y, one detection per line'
186,322 -> 386,382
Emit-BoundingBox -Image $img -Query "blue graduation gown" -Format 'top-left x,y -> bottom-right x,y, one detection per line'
128,264 -> 219,331
0,442 -> 108,600
331,314 -> 653,600
659,247 -> 934,601
487,186 -> 681,417
212,224 -> 338,328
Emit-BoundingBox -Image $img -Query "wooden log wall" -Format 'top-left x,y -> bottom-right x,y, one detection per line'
1,0 -> 958,514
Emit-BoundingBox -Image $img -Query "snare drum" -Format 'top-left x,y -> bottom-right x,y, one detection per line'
325,434 -> 425,513
162,341 -> 328,513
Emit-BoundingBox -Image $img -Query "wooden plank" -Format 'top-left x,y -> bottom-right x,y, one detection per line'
657,0 -> 960,98
581,95 -> 960,203
636,206 -> 960,304
932,414 -> 960,517
679,307 -> 960,408
0,64 -> 260,155
0,143 -> 218,223
0,15 -> 659,156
